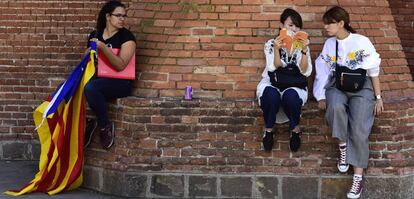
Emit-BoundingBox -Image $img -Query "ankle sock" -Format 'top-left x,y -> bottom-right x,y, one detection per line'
354,174 -> 363,179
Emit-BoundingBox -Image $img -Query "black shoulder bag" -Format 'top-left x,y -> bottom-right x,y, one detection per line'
334,41 -> 366,92
268,52 -> 307,91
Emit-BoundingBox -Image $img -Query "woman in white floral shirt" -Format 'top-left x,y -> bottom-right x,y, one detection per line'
313,6 -> 384,199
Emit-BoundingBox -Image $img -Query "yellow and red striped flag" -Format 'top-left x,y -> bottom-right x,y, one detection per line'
4,42 -> 96,196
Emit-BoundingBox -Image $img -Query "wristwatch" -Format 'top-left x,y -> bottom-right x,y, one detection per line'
376,95 -> 382,100
301,50 -> 307,55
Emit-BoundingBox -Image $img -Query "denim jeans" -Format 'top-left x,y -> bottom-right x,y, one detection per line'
84,77 -> 132,127
260,86 -> 303,130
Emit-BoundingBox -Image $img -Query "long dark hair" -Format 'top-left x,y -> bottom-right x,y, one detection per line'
96,0 -> 126,35
280,8 -> 303,29
323,6 -> 356,33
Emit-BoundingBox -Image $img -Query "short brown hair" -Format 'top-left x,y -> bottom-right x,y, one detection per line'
280,8 -> 303,29
323,6 -> 356,33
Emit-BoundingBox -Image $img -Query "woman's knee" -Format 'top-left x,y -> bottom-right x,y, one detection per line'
84,81 -> 97,96
263,87 -> 280,101
327,101 -> 346,114
282,89 -> 301,105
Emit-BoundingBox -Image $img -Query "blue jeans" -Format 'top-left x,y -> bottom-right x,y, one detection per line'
260,86 -> 303,130
84,78 -> 132,127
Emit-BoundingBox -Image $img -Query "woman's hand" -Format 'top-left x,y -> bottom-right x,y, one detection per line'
89,38 -> 105,50
317,100 -> 326,110
374,99 -> 384,116
273,36 -> 285,50
298,37 -> 310,50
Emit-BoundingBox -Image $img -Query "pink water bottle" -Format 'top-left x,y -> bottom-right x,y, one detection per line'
184,86 -> 192,100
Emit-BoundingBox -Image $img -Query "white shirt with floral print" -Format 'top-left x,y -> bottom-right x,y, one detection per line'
313,33 -> 381,101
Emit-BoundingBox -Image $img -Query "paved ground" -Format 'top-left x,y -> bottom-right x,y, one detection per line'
0,161 -> 124,199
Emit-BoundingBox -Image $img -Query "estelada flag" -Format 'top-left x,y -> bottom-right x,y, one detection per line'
4,42 -> 97,196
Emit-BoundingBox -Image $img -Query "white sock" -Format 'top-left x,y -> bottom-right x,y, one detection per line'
353,174 -> 363,180
339,143 -> 347,147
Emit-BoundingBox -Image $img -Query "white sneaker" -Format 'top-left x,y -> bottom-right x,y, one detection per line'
337,144 -> 349,173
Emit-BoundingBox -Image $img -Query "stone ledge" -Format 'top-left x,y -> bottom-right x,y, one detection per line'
0,141 -> 39,160
79,97 -> 414,175
83,165 -> 414,199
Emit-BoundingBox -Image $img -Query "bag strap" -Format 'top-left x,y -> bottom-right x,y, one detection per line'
335,40 -> 338,69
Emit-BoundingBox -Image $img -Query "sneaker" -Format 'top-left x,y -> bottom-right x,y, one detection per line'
337,144 -> 349,172
262,131 -> 274,151
84,118 -> 97,148
289,131 -> 301,152
99,122 -> 115,150
347,175 -> 364,199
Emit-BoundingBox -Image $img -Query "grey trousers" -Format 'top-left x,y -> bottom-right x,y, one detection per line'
325,78 -> 375,168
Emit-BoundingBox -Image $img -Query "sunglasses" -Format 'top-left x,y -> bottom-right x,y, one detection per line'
110,13 -> 127,19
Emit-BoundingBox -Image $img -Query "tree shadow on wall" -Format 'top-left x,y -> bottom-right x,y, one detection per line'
389,0 -> 414,80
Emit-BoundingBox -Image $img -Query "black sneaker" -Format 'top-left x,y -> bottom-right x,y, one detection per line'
289,131 -> 301,152
84,118 -> 97,148
262,131 -> 274,151
99,122 -> 115,150
347,175 -> 364,199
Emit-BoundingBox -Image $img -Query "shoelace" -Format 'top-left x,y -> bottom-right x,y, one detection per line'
350,177 -> 362,193
339,146 -> 347,164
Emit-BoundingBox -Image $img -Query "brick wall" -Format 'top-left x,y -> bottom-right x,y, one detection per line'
1,0 -> 413,137
1,0 -> 414,198
389,0 -> 414,78
0,1 -> 102,138
128,0 -> 414,99
81,97 -> 414,176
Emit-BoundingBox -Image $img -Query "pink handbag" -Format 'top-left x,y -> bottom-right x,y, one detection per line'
97,48 -> 135,80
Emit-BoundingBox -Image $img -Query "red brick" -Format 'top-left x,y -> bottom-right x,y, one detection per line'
164,28 -> 192,35
215,5 -> 230,12
154,12 -> 172,19
234,44 -> 262,51
223,91 -> 255,98
219,13 -> 251,20
167,36 -> 200,43
238,21 -> 269,28
207,58 -> 240,66
201,83 -> 233,90
192,28 -> 214,36
160,50 -> 192,57
154,19 -> 175,27
219,51 -> 251,58
252,13 -> 280,21
161,4 -> 181,11
184,44 -> 201,50
192,51 -> 220,58
175,20 -> 206,27
230,5 -> 262,12
227,28 -> 252,36
207,20 -> 237,27
177,58 -> 207,65
211,0 -> 241,4
171,13 -> 199,20
200,13 -> 218,19
235,82 -> 257,90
